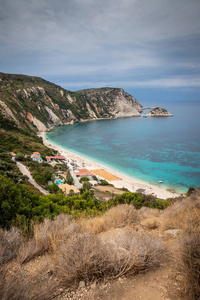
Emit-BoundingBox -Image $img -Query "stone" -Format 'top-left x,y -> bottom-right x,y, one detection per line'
79,281 -> 86,289
164,229 -> 183,238
91,282 -> 97,290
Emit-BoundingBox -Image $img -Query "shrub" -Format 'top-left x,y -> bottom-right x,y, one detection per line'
80,204 -> 138,235
0,227 -> 23,266
82,181 -> 91,191
48,183 -> 60,194
55,230 -> 165,287
99,180 -> 109,186
34,174 -> 46,185
79,177 -> 90,183
66,172 -> 74,185
187,186 -> 196,196
18,214 -> 74,263
179,231 -> 200,300
0,267 -> 56,300
159,196 -> 200,233
15,154 -> 25,161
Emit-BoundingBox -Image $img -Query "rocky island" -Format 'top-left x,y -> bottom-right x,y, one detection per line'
146,107 -> 173,117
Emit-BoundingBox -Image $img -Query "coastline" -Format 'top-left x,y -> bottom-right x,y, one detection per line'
38,131 -> 181,200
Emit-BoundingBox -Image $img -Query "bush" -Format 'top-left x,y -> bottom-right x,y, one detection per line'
82,181 -> 91,191
34,174 -> 46,185
48,183 -> 60,194
79,177 -> 90,183
179,231 -> 200,300
0,227 -> 23,266
0,267 -> 56,300
66,172 -> 74,185
187,186 -> 196,196
55,230 -> 165,287
15,154 -> 25,161
80,204 -> 138,235
19,214 -> 77,264
99,180 -> 110,186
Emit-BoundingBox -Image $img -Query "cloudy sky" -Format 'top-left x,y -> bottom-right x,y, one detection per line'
1,0 -> 200,103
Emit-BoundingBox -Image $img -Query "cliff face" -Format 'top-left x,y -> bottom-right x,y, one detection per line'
0,73 -> 142,132
146,107 -> 173,117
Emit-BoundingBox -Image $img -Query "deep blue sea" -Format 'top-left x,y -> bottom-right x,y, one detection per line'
47,101 -> 200,193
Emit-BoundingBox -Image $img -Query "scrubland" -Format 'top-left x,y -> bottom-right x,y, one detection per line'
0,190 -> 200,300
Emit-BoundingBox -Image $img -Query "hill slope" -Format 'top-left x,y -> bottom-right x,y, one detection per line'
0,72 -> 142,133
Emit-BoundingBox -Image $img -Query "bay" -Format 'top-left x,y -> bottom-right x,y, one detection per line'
47,101 -> 200,193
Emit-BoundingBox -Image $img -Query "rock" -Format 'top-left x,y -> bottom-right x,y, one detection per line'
79,281 -> 86,289
146,107 -> 173,117
90,282 -> 97,290
164,229 -> 183,238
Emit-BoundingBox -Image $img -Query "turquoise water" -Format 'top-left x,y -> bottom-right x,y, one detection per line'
55,180 -> 62,185
47,101 -> 200,193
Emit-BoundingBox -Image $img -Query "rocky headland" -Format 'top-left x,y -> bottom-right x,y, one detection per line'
0,72 -> 172,133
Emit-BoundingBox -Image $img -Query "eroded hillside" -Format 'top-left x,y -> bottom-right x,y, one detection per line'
0,73 -> 142,133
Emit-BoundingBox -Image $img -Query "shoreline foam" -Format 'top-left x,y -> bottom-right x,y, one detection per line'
39,132 -> 181,200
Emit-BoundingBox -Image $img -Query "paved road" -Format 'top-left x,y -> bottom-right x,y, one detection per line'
67,162 -> 82,189
17,162 -> 49,195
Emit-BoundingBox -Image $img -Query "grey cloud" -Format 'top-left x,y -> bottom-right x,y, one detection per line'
0,0 -> 200,90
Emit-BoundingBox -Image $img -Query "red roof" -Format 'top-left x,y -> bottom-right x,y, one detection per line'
46,156 -> 65,160
75,169 -> 94,177
33,152 -> 40,155
10,152 -> 16,156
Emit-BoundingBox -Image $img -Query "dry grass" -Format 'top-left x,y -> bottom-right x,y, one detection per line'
175,229 -> 200,300
174,192 -> 200,300
0,227 -> 23,266
19,214 -> 75,264
79,204 -> 138,235
0,266 -> 56,300
141,217 -> 160,229
55,229 -> 165,288
159,190 -> 200,299
159,195 -> 200,234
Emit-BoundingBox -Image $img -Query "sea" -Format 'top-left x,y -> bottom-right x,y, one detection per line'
46,101 -> 200,193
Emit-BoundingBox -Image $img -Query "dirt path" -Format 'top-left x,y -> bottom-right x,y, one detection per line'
83,265 -> 177,300
17,161 -> 49,195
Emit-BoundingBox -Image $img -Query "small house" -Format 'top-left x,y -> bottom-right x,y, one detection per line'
75,168 -> 94,180
31,152 -> 42,163
46,155 -> 66,163
59,183 -> 80,196
10,152 -> 16,161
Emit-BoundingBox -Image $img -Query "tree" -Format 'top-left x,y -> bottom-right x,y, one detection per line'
68,189 -> 75,197
83,181 -> 91,191
0,175 -> 39,229
99,180 -> 109,186
44,170 -> 52,181
49,183 -> 60,194
15,154 -> 25,161
34,174 -> 45,185
66,172 -> 74,185
79,177 -> 90,183
92,175 -> 98,181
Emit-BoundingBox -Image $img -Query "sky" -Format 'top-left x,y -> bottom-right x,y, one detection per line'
0,0 -> 200,103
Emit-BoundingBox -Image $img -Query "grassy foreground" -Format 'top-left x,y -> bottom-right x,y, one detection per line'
0,189 -> 200,300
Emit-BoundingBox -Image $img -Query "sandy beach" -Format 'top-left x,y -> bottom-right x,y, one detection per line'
39,132 -> 181,200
